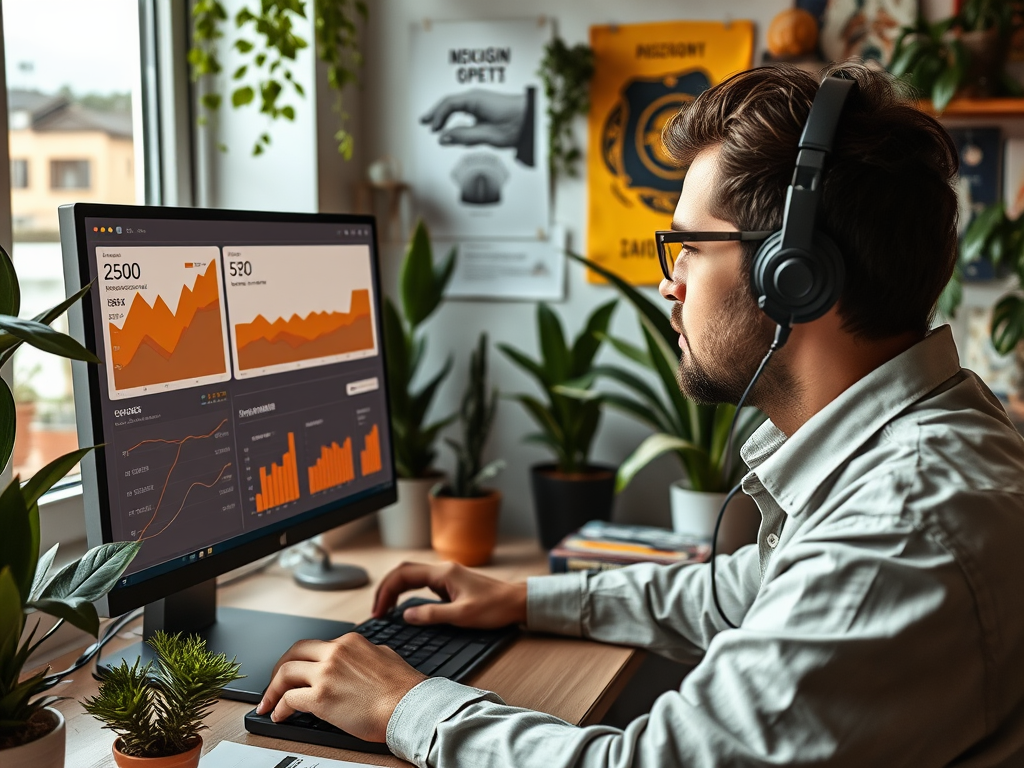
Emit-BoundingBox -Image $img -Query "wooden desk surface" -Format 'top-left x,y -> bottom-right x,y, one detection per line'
43,531 -> 641,767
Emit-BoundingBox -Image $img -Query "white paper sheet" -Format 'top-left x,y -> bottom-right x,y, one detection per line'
200,740 -> 372,768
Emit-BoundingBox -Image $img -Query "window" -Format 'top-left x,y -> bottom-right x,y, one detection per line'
11,158 -> 27,188
5,0 -> 144,483
50,159 -> 91,189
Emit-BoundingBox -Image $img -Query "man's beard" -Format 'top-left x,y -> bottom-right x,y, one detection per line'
673,284 -> 781,407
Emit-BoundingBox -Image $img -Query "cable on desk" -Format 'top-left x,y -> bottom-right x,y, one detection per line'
33,608 -> 143,691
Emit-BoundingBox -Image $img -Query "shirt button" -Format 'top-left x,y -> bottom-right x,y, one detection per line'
766,533 -> 779,548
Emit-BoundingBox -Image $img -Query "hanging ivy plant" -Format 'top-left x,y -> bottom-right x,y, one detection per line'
189,0 -> 366,158
538,36 -> 595,182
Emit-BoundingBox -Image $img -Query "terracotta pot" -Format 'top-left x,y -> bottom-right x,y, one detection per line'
378,474 -> 442,548
2,706 -> 64,768
430,489 -> 501,566
669,482 -> 760,555
529,463 -> 616,550
112,737 -> 202,768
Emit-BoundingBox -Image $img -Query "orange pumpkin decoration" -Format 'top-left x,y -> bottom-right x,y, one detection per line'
766,7 -> 819,59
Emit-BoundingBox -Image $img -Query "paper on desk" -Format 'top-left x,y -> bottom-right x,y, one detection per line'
201,740 -> 371,768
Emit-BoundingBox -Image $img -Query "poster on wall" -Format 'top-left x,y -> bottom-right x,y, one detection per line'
586,21 -> 754,285
410,18 -> 550,240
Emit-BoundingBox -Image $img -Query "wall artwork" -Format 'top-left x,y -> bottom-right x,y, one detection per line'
586,20 -> 753,285
410,18 -> 550,240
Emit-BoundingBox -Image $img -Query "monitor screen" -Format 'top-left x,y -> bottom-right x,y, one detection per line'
59,204 -> 397,618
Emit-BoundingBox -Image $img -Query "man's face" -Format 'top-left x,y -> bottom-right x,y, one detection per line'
658,146 -> 777,406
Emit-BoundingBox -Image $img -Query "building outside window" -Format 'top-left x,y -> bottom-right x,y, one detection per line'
5,0 -> 143,481
50,158 -> 91,189
10,158 -> 28,188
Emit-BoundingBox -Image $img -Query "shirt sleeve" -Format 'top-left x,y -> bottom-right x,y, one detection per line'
527,544 -> 762,663
386,515 -> 983,768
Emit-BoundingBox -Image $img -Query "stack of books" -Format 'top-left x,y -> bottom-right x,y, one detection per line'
548,520 -> 711,573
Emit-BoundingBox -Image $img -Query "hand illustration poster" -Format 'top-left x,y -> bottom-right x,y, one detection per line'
410,19 -> 550,240
586,21 -> 753,285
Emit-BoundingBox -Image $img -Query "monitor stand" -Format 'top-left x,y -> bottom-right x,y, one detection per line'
97,579 -> 355,702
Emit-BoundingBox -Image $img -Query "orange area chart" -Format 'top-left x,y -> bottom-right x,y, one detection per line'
255,432 -> 300,512
235,289 -> 374,371
109,262 -> 227,390
360,424 -> 382,476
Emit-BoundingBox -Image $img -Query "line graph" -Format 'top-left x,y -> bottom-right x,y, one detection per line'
137,463 -> 232,541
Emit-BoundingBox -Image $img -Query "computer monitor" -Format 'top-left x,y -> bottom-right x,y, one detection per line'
58,203 -> 397,701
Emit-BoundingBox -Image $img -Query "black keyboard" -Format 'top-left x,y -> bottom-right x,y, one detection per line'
244,598 -> 518,754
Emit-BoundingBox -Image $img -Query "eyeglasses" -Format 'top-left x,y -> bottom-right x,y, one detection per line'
655,230 -> 774,282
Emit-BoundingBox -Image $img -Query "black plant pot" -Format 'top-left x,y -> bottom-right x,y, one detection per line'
530,462 -> 616,550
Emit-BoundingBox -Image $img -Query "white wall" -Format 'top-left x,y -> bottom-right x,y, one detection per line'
353,1 -> 794,538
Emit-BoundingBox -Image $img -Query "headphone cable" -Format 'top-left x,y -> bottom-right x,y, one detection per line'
710,322 -> 789,629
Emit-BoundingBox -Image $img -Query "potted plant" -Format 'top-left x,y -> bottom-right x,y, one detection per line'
379,219 -> 456,548
568,253 -> 765,553
498,299 -> 617,550
82,631 -> 242,768
0,244 -> 141,768
889,0 -> 1022,111
429,333 -> 505,567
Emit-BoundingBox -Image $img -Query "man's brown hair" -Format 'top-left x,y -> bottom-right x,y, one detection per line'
663,62 -> 959,340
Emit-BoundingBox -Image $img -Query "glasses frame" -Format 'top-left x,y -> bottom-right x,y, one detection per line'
655,230 -> 774,281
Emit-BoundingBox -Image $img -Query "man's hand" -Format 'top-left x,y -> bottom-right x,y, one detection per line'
420,89 -> 528,148
373,561 -> 528,628
254,633 -> 427,743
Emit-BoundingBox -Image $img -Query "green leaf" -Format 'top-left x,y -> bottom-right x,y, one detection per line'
639,317 -> 690,438
0,243 -> 19,318
22,447 -> 93,508
590,364 -> 672,428
0,479 -> 36,601
401,220 -> 443,327
537,303 -> 570,383
232,65 -> 248,80
281,105 -> 295,120
932,65 -> 961,112
0,568 -> 23,669
201,93 -> 222,110
602,333 -> 651,367
235,39 -> 254,53
570,299 -> 616,377
0,379 -> 14,473
28,541 -> 141,636
0,316 -> 100,363
232,86 -> 255,107
30,544 -> 58,602
435,246 -> 458,296
991,294 -> 1024,355
498,343 -> 549,389
616,433 -> 701,493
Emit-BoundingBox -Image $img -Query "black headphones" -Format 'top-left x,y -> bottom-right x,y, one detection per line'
750,76 -> 856,329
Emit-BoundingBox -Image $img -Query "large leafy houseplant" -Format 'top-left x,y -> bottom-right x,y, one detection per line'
499,300 -> 616,475
82,631 -> 241,763
0,244 -> 140,753
537,35 -> 595,184
568,253 -> 766,494
382,220 -> 456,480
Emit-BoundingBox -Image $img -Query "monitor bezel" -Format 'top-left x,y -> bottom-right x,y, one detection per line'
59,202 -> 398,617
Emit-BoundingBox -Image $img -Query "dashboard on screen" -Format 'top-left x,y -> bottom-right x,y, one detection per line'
61,207 -> 394,599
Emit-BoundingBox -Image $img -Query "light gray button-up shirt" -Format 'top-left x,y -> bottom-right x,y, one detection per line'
386,325 -> 1024,767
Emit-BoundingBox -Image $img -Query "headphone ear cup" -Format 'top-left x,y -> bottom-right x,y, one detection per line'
750,231 -> 845,326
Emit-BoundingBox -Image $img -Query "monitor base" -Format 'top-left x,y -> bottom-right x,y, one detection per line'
96,580 -> 355,702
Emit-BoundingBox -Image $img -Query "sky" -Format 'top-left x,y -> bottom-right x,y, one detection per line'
4,0 -> 139,96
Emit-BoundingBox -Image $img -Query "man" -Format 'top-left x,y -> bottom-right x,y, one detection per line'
256,63 -> 1024,766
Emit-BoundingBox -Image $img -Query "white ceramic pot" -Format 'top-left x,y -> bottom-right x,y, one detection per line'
670,481 -> 761,555
2,706 -> 65,768
377,476 -> 439,548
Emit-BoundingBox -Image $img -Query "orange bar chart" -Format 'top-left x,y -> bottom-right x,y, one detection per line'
360,424 -> 382,476
255,432 -> 300,512
308,437 -> 355,494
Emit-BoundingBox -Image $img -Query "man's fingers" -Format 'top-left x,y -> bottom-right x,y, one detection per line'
272,688 -> 317,723
268,638 -> 331,681
403,599 -> 469,627
258,659 -> 317,717
373,562 -> 448,617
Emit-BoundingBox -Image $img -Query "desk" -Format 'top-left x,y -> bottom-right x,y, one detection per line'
43,530 -> 643,767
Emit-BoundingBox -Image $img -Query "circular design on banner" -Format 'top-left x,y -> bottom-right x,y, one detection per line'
635,92 -> 692,182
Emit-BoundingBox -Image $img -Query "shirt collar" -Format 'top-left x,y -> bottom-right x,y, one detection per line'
739,325 -> 962,515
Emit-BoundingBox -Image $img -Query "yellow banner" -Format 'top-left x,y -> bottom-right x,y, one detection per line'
586,21 -> 754,284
